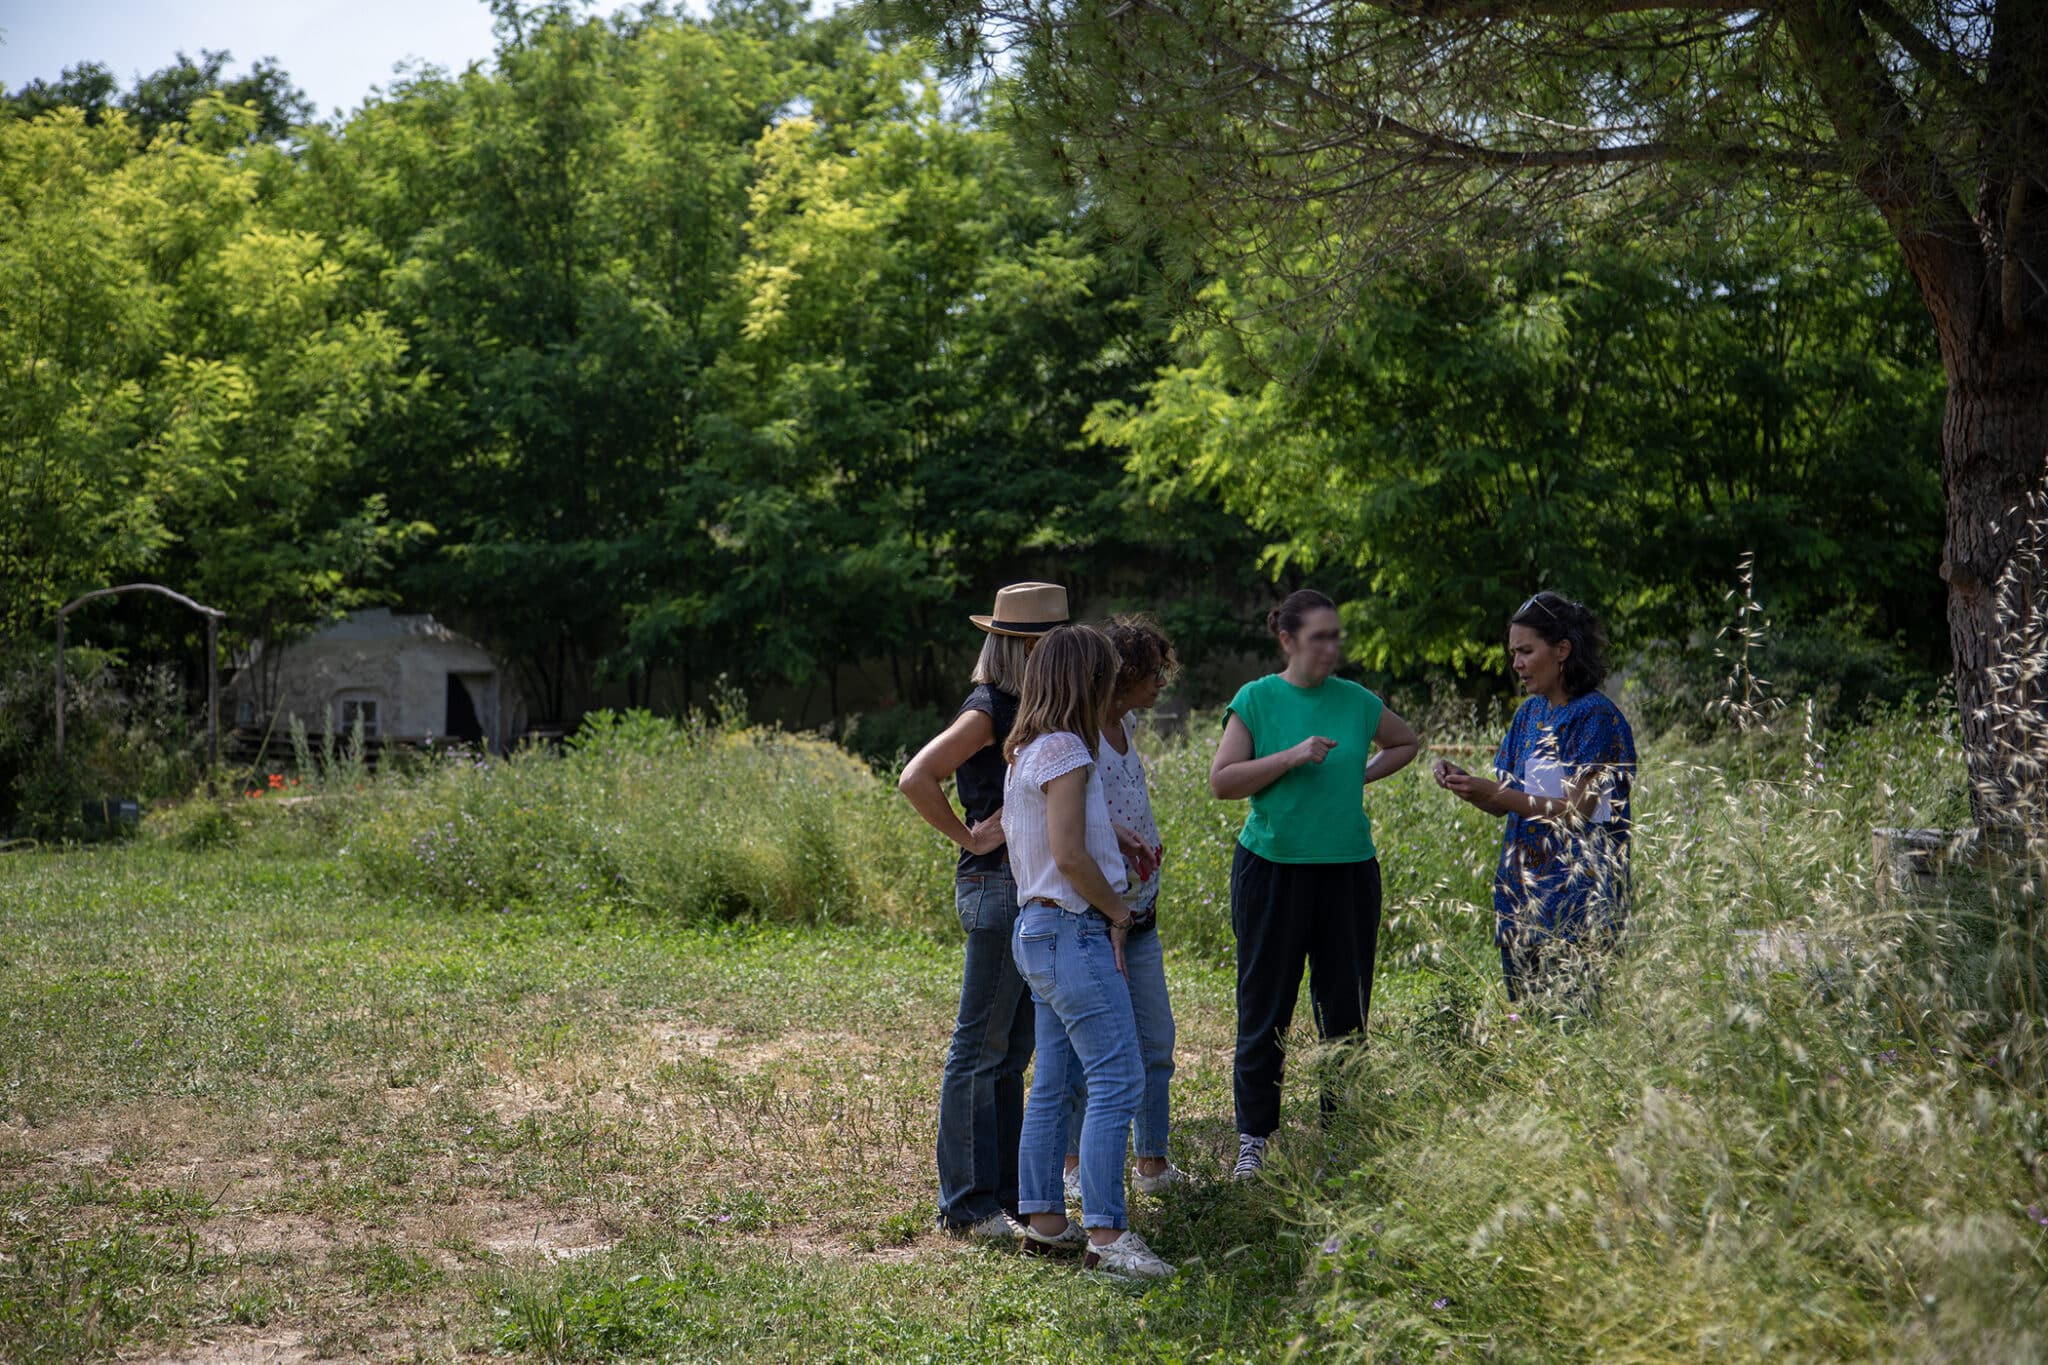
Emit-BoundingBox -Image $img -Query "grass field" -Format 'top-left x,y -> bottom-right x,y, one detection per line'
0,834 -> 1378,1362
3,703 -> 2044,1362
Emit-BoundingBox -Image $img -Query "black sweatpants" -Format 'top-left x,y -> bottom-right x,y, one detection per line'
1230,843 -> 1382,1139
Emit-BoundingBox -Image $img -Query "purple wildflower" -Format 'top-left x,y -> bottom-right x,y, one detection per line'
1322,1236 -> 1342,1255
2029,1204 -> 2047,1228
1432,1297 -> 1450,1310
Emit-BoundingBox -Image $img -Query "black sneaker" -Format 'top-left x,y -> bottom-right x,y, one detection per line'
1232,1133 -> 1268,1182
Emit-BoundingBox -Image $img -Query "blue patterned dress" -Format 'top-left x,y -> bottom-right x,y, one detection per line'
1490,691 -> 1637,947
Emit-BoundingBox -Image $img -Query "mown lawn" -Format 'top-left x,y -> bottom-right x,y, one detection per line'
0,840 -> 1401,1363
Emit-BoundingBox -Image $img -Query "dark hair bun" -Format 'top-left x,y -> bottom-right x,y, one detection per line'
1268,588 -> 1336,641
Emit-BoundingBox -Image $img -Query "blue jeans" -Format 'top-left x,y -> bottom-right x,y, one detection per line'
935,869 -> 1035,1229
1065,923 -> 1174,1160
1014,901 -> 1144,1230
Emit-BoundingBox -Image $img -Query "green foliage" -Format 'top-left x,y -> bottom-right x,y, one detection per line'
0,642 -> 205,837
349,707 -> 953,927
1097,227 -> 1946,684
0,96 -> 428,650
4,50 -> 313,144
1282,722 -> 2038,1362
1,6 -> 1957,822
839,701 -> 949,771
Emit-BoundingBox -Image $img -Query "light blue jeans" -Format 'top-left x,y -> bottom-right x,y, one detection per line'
1013,900 -> 1144,1230
1065,923 -> 1174,1160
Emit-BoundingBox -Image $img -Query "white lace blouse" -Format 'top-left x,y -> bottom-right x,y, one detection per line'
1003,731 -> 1129,912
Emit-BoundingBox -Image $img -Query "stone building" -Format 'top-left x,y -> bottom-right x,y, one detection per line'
225,609 -> 520,751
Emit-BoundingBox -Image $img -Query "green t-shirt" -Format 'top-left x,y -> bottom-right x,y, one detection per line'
1225,673 -> 1385,864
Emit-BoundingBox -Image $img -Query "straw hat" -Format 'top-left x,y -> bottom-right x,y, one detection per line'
970,582 -> 1070,637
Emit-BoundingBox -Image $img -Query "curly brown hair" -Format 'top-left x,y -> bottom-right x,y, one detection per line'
1098,613 -> 1179,697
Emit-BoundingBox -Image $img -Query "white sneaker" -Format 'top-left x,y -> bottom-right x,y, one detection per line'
952,1211 -> 1024,1242
1132,1162 -> 1190,1195
1232,1134 -> 1268,1182
1063,1165 -> 1083,1206
1082,1229 -> 1175,1280
1020,1217 -> 1088,1256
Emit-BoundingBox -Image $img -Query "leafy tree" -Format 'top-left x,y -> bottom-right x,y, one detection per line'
1094,222 -> 1946,682
888,0 -> 2048,826
5,50 -> 313,142
2,63 -> 120,124
0,109 -> 166,640
0,97 -> 423,659
296,3 -> 783,718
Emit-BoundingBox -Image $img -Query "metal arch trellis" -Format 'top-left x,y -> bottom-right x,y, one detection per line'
55,584 -> 227,768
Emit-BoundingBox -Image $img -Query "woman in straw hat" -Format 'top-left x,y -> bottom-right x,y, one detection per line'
899,582 -> 1070,1240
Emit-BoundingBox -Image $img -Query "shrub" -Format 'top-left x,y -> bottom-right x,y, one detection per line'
1,644 -> 205,838
838,701 -> 948,773
1618,616 -> 1943,741
348,709 -> 953,927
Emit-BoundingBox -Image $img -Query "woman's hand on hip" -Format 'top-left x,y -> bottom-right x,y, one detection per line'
964,808 -> 1006,856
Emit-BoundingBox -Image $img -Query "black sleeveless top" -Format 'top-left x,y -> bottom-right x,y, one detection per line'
954,683 -> 1019,876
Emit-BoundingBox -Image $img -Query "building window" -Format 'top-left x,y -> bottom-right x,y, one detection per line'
236,699 -> 255,726
337,696 -> 381,739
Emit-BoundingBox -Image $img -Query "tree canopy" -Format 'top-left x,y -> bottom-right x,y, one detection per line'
882,0 -> 2046,824
1,1 -> 1954,787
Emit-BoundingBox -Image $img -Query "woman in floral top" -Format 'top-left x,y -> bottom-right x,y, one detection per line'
1435,592 -> 1637,1004
1060,615 -> 1188,1206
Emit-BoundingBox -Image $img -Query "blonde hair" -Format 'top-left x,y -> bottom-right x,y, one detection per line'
1005,625 -> 1120,764
971,631 -> 1033,693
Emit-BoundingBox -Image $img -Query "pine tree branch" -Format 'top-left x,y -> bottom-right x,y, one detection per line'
1126,0 -> 1839,173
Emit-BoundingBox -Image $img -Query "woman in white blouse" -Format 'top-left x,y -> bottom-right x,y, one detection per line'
1003,624 -> 1175,1281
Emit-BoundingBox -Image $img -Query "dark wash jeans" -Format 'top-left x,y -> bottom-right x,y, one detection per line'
934,866 -> 1035,1229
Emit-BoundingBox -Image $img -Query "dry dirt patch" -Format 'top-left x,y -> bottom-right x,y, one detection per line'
128,1327 -> 317,1364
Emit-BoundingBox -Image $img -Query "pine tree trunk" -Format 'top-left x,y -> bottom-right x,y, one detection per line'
1937,346 -> 2048,833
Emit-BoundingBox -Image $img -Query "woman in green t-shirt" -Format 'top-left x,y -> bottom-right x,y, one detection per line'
1208,589 -> 1420,1180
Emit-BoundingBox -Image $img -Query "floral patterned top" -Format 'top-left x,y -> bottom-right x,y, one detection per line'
1099,714 -> 1163,926
1491,691 -> 1637,945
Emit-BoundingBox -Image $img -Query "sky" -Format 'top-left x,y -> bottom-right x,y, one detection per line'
0,0 -> 658,122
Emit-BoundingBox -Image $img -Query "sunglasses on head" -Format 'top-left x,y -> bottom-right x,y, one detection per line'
1517,593 -> 1560,621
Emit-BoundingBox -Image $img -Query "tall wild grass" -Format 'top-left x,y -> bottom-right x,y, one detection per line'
347,709 -> 950,927
198,595 -> 2046,1356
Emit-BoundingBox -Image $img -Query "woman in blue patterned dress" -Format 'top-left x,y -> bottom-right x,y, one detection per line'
1434,592 -> 1637,1003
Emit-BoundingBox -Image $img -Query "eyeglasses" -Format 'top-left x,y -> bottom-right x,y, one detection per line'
1516,594 -> 1559,621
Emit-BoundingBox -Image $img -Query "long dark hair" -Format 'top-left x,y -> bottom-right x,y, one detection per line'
1266,588 -> 1336,642
1510,591 -> 1610,697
